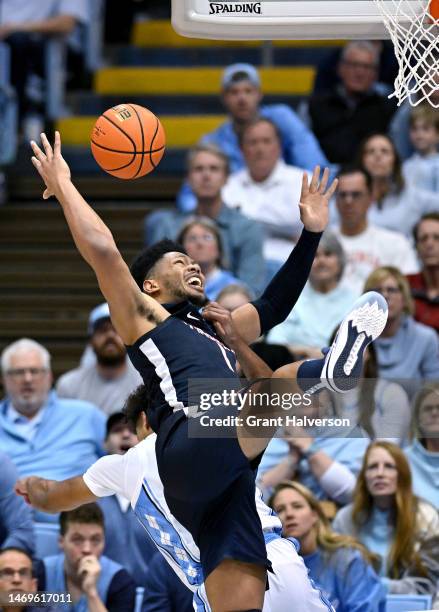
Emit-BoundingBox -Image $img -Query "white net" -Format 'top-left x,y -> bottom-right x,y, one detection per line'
374,0 -> 439,107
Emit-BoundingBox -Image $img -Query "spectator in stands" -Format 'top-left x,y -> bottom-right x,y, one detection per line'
402,105 -> 439,192
56,303 -> 142,416
176,218 -> 244,301
269,480 -> 386,612
145,143 -> 266,295
40,504 -> 136,611
0,548 -> 46,612
0,453 -> 34,556
177,62 -> 328,212
302,41 -> 396,165
0,0 -> 89,138
406,383 -> 439,509
258,392 -> 370,505
364,267 -> 439,386
332,165 -> 419,296
358,133 -> 437,236
0,338 -> 105,512
333,441 -> 439,597
267,232 -> 355,358
222,117 -> 306,272
407,213 -> 439,333
99,411 -> 156,587
390,72 -> 439,159
331,341 -> 412,445
216,283 -> 253,312
141,551 -> 193,612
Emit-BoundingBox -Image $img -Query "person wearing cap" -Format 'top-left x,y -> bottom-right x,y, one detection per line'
0,338 -> 105,522
95,412 -> 156,587
177,62 -> 329,212
56,303 -> 142,416
267,231 -> 355,359
331,166 -> 419,296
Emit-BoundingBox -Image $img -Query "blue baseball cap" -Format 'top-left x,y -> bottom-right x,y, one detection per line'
88,302 -> 111,335
222,63 -> 260,89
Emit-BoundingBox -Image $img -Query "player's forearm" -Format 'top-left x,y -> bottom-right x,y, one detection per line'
26,476 -> 86,512
54,179 -> 120,268
233,339 -> 273,381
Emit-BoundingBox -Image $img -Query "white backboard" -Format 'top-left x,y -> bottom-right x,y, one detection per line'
171,0 -> 423,39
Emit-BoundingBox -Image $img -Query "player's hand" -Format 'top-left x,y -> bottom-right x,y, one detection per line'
30,131 -> 71,200
15,478 -> 32,505
202,302 -> 242,348
79,555 -> 101,595
299,166 -> 337,233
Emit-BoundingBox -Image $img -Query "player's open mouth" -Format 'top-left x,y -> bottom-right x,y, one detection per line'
186,275 -> 203,289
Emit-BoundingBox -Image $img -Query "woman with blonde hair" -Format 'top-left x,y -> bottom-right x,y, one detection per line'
269,480 -> 386,611
333,441 -> 439,596
406,383 -> 439,508
364,266 -> 439,386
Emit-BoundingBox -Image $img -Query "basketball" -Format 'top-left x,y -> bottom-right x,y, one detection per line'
90,104 -> 166,179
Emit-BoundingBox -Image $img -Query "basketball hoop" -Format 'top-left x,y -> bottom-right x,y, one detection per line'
374,0 -> 439,107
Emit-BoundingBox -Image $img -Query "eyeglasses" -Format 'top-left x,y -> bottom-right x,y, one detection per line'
0,568 -> 33,579
5,367 -> 48,379
370,286 -> 401,296
342,60 -> 377,72
337,191 -> 367,201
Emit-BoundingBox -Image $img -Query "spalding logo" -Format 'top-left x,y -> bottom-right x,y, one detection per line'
209,2 -> 262,15
112,106 -> 132,122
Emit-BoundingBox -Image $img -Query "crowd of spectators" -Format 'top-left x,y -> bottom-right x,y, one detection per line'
0,23 -> 438,611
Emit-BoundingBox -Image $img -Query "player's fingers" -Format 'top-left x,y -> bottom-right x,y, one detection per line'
31,156 -> 42,169
54,130 -> 62,156
40,133 -> 53,161
43,189 -> 52,200
300,171 -> 309,197
30,140 -> 47,163
318,167 -> 329,193
325,177 -> 339,199
213,320 -> 226,337
309,165 -> 320,192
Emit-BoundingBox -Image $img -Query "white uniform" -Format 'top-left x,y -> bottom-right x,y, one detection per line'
84,435 -> 333,612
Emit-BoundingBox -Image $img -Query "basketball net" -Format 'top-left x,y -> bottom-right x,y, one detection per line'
374,0 -> 439,107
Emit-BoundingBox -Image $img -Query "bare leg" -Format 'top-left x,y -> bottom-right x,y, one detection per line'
238,361 -> 306,461
204,559 -> 266,612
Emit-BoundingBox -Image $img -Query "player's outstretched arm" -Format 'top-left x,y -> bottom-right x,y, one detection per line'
232,166 -> 338,344
31,132 -> 168,344
15,476 -> 97,513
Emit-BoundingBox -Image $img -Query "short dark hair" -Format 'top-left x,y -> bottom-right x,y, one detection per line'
130,239 -> 186,291
60,503 -> 104,536
238,117 -> 282,148
413,212 -> 439,243
105,411 -> 126,438
337,164 -> 373,192
0,547 -> 33,566
123,384 -> 152,432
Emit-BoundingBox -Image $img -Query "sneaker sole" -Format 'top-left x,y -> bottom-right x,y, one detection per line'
321,292 -> 388,393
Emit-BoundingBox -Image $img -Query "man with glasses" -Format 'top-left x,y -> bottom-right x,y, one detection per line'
0,338 -> 105,520
0,547 -> 49,612
303,41 -> 396,164
39,504 -> 136,611
332,166 -> 418,296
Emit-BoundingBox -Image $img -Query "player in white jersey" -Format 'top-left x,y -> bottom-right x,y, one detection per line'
16,383 -> 333,612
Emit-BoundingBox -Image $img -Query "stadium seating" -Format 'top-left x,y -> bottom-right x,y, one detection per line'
386,594 -> 433,611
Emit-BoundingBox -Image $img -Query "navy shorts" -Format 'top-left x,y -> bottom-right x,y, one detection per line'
155,407 -> 270,580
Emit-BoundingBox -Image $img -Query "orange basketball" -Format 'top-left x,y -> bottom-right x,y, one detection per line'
90,104 -> 166,179
430,0 -> 439,20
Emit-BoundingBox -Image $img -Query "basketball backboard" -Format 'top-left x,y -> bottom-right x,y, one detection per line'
171,0 -> 423,39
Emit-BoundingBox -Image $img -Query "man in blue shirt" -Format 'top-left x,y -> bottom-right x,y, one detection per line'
145,143 -> 266,295
0,452 -> 34,555
39,504 -> 136,612
0,338 -> 105,521
177,62 -> 329,212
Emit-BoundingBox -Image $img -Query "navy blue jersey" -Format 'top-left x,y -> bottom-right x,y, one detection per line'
127,301 -> 238,432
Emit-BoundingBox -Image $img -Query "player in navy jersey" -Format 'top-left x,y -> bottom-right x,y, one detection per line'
28,132 -> 387,612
